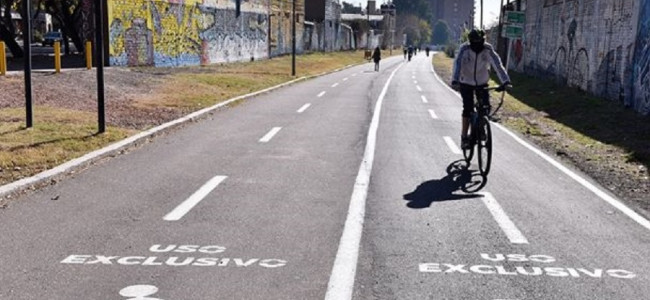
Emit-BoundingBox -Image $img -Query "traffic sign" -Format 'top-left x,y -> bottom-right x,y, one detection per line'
503,25 -> 524,39
506,11 -> 526,24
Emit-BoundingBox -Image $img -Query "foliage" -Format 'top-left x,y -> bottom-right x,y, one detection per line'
393,0 -> 431,20
444,42 -> 457,58
396,13 -> 431,47
341,1 -> 361,14
432,20 -> 450,45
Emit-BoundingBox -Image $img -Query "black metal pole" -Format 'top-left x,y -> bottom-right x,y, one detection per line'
23,0 -> 33,128
96,0 -> 106,133
291,0 -> 296,76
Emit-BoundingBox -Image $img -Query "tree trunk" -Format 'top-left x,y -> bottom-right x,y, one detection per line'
0,22 -> 23,58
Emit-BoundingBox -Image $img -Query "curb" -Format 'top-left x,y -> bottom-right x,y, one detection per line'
0,63 -> 362,201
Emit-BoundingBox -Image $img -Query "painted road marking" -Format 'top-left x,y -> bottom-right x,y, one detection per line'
443,136 -> 462,155
491,123 -> 650,231
62,244 -> 288,269
481,192 -> 529,244
332,83 -> 339,88
416,85 -> 422,92
343,77 -> 349,81
420,253 -> 636,279
421,95 -> 429,103
318,91 -> 327,98
414,80 -> 418,85
325,63 -> 404,300
259,127 -> 282,143
430,63 -> 650,232
428,109 -> 438,119
163,176 -> 227,221
120,285 -> 161,300
297,103 -> 311,113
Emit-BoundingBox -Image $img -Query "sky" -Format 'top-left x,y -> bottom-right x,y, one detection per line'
343,0 -> 502,28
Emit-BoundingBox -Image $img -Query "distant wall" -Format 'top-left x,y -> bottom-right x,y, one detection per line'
107,0 -> 269,67
521,0 -> 648,115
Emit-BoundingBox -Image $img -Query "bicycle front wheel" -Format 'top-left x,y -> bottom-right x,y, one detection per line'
477,116 -> 493,175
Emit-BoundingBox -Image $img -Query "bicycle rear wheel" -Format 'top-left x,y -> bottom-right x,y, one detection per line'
477,116 -> 493,175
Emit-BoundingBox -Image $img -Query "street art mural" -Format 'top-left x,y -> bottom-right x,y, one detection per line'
107,0 -> 269,67
633,0 -> 650,115
522,0 -> 649,114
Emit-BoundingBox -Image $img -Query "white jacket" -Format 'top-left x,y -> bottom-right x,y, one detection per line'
452,42 -> 510,86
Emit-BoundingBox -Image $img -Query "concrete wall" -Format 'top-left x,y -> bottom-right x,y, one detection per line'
269,0 -> 305,57
107,0 -> 269,67
521,0 -> 649,115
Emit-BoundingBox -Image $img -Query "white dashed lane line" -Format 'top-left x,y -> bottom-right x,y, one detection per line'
259,127 -> 283,143
332,83 -> 339,88
297,103 -> 311,113
443,136 -> 462,155
481,192 -> 529,244
164,176 -> 228,221
428,109 -> 438,119
416,85 -> 422,92
318,91 -> 327,98
343,77 -> 349,81
421,95 -> 429,103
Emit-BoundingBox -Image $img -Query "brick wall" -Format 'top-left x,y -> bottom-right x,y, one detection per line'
520,0 -> 649,115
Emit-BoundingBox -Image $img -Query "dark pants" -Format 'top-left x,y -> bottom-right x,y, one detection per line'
459,84 -> 489,118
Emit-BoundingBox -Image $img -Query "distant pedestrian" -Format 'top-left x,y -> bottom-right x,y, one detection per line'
403,47 -> 407,60
372,47 -> 381,71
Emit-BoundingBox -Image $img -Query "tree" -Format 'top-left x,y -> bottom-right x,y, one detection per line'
432,20 -> 450,45
341,1 -> 361,14
43,0 -> 84,54
393,0 -> 431,20
0,0 -> 24,57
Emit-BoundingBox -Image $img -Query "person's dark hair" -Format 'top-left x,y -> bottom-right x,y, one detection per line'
468,29 -> 486,43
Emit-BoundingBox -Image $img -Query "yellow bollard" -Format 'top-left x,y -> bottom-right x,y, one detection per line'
54,41 -> 61,73
85,41 -> 92,70
0,41 -> 6,76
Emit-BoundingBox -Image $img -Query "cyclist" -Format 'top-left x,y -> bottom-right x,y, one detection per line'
451,29 -> 511,149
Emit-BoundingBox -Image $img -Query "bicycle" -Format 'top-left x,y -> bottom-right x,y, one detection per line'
462,86 -> 506,176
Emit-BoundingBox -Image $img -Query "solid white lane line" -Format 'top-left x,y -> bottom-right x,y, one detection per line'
431,63 -> 650,232
492,123 -> 650,231
297,103 -> 311,113
259,127 -> 282,143
443,136 -> 462,154
416,85 -> 422,92
318,91 -> 327,98
325,63 -> 404,300
332,83 -> 340,88
164,176 -> 227,221
428,109 -> 438,119
421,95 -> 429,103
481,192 -> 529,244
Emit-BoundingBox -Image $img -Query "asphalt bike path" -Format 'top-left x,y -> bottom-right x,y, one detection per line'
0,57 -> 403,299
1,53 -> 648,299
354,54 -> 650,299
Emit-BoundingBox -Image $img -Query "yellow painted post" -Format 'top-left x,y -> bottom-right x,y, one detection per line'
54,41 -> 61,73
0,41 -> 6,76
85,41 -> 92,70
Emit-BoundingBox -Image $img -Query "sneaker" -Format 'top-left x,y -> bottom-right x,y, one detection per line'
461,136 -> 470,149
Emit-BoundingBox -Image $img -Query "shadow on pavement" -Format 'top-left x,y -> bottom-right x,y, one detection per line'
403,160 -> 486,209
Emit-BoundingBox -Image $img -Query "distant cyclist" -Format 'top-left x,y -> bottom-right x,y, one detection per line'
452,29 -> 511,149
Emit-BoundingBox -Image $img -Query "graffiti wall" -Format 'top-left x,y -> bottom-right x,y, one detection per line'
632,0 -> 650,115
107,0 -> 269,67
522,0 -> 648,114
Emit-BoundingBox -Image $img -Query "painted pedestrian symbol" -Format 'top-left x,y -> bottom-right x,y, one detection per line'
119,285 -> 163,300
